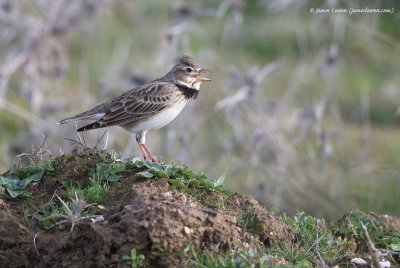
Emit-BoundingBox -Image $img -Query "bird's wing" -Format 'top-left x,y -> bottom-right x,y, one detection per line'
92,82 -> 177,127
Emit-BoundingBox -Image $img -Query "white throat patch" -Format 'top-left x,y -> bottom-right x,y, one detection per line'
192,82 -> 201,90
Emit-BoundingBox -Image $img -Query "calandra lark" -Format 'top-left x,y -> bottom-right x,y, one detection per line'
58,55 -> 211,162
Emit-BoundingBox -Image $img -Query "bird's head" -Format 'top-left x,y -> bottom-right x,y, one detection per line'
167,55 -> 211,90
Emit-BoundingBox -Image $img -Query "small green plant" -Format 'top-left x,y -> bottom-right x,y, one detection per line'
9,158 -> 58,178
0,158 -> 58,198
99,151 -> 109,162
132,161 -> 231,197
99,150 -> 121,163
90,162 -> 125,182
0,172 -> 42,198
33,202 -> 64,229
41,194 -> 98,231
122,249 -> 145,268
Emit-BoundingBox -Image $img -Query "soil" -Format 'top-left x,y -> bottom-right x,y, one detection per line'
0,148 -> 295,267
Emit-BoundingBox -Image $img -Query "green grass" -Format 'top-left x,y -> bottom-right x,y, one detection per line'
334,211 -> 400,252
182,244 -> 317,268
65,176 -> 110,204
276,212 -> 355,265
63,162 -> 125,203
183,211 -> 399,267
181,244 -> 272,268
201,198 -> 226,209
237,205 -> 264,234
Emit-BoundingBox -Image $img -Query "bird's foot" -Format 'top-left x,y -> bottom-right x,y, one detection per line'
149,155 -> 158,162
142,144 -> 158,162
138,143 -> 158,162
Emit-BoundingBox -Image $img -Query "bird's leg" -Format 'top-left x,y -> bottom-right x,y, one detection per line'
136,132 -> 148,161
136,131 -> 157,162
142,144 -> 158,162
138,144 -> 148,161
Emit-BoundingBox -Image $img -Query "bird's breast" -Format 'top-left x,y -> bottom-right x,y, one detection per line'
126,100 -> 187,133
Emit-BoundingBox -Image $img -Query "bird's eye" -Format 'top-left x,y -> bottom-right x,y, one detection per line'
185,67 -> 193,72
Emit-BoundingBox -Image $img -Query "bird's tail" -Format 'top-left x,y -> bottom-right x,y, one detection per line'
57,112 -> 106,125
77,122 -> 103,132
57,117 -> 78,125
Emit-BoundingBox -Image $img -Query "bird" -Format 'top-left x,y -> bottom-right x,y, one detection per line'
58,55 -> 211,162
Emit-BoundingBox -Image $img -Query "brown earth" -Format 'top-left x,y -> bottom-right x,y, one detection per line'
0,148 -> 295,267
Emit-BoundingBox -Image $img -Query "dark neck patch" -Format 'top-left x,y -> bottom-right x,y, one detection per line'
176,83 -> 199,99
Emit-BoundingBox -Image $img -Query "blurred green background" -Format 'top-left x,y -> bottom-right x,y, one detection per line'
0,0 -> 399,221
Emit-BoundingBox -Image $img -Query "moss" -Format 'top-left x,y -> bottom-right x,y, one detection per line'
62,153 -> 74,162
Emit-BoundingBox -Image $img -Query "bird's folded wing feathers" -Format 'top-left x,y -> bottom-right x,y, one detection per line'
93,82 -> 176,127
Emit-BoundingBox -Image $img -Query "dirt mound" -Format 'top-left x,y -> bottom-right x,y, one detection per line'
0,199 -> 39,266
0,148 -> 295,267
2,148 -> 399,267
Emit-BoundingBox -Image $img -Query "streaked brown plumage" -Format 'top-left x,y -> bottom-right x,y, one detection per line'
58,55 -> 211,162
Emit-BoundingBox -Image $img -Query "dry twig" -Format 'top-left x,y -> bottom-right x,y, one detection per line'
361,222 -> 381,268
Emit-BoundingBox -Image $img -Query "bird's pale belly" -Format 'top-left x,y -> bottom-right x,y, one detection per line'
126,101 -> 187,133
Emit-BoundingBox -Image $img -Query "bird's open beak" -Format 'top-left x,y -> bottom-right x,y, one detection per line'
195,68 -> 211,82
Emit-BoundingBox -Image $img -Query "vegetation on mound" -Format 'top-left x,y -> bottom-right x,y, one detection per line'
0,157 -> 58,198
334,211 -> 400,252
0,150 -> 399,267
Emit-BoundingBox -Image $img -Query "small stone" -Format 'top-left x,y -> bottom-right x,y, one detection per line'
180,194 -> 187,203
351,258 -> 367,265
316,218 -> 326,229
184,226 -> 192,235
90,215 -> 104,223
276,258 -> 286,264
379,261 -> 390,268
154,178 -> 169,188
